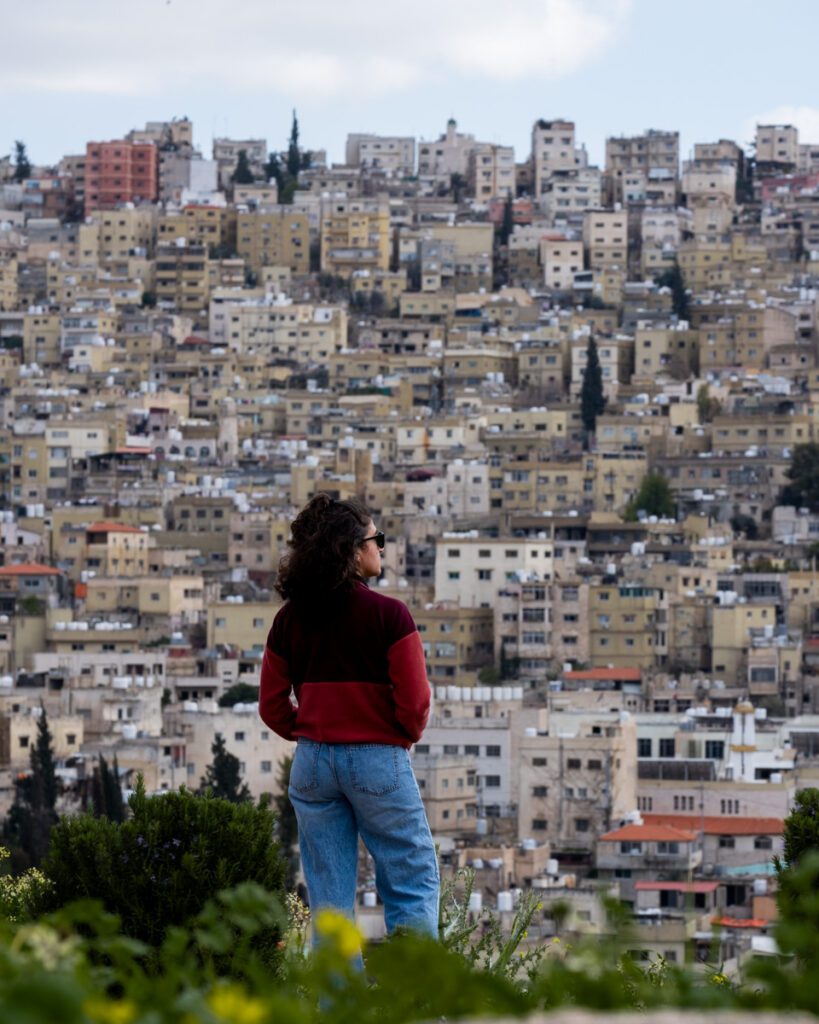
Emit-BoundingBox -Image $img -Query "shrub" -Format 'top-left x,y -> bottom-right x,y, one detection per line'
39,778 -> 286,948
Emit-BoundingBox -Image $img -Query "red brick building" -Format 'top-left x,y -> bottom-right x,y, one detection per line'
84,140 -> 158,212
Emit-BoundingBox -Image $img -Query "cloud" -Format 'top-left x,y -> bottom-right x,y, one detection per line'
0,0 -> 631,99
742,105 -> 819,148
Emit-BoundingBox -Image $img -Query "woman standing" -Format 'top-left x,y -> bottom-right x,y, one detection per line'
259,493 -> 439,937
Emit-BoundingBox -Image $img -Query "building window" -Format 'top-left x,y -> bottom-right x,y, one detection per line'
567,758 -> 581,770
261,761 -> 272,773
484,775 -> 501,787
718,836 -> 735,849
532,818 -> 548,830
234,731 -> 245,742
532,785 -> 548,797
485,745 -> 501,757
659,738 -> 675,758
754,836 -> 773,850
575,818 -> 590,832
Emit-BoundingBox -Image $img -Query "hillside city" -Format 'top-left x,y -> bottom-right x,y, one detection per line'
2,112 -> 819,971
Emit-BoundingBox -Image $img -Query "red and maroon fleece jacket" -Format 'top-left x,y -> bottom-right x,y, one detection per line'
259,582 -> 430,748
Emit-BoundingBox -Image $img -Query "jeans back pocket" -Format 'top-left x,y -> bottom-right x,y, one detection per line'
289,741 -> 321,794
346,744 -> 401,795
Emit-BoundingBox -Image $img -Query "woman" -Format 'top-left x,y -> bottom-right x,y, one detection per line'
259,493 -> 439,938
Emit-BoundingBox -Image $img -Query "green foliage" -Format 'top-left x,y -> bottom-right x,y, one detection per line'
3,706 -> 59,868
231,148 -> 255,185
17,594 -> 45,615
217,682 -> 260,708
272,756 -> 299,889
200,733 -> 251,802
0,846 -> 52,922
39,778 -> 286,948
498,195 -> 514,246
781,442 -> 819,512
777,787 -> 819,872
287,109 -> 301,180
13,140 -> 31,182
696,383 -> 721,423
89,754 -> 125,823
730,512 -> 758,540
140,289 -> 156,307
624,471 -> 676,521
656,260 -> 690,321
580,336 -> 605,440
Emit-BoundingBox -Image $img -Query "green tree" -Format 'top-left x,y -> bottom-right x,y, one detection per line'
272,756 -> 299,889
696,383 -> 721,423
231,149 -> 255,185
656,260 -> 689,321
624,471 -> 676,521
781,442 -> 819,512
286,109 -> 301,180
264,150 -> 283,190
498,195 -> 514,246
450,172 -> 467,204
3,705 -> 59,866
580,336 -> 605,443
218,682 -> 260,708
200,733 -> 251,803
90,754 -> 126,823
13,140 -> 31,182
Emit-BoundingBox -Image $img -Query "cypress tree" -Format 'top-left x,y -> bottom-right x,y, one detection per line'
200,733 -> 251,804
231,149 -> 255,185
580,336 -> 606,443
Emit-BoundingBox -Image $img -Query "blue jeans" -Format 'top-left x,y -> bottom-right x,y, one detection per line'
289,739 -> 439,938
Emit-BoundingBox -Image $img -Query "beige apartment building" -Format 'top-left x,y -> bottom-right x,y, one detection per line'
434,535 -> 554,608
206,599 -> 279,655
345,134 -> 415,177
155,241 -> 209,317
158,205 -> 236,254
412,754 -> 478,834
588,580 -> 662,670
711,601 -> 778,685
755,124 -> 799,168
467,143 -> 515,200
517,710 -> 637,852
541,236 -> 583,291
414,603 -> 494,685
94,207 -> 156,260
235,209 -> 310,276
531,119 -> 580,203
213,299 -> 347,361
582,210 -> 628,270
605,130 -> 679,203
320,198 -> 390,277
540,168 -> 602,224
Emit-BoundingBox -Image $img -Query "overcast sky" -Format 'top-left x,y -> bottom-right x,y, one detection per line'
3,0 -> 819,169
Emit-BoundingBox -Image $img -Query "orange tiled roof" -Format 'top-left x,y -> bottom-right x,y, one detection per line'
635,881 -> 718,893
600,823 -> 697,842
711,917 -> 769,929
87,522 -> 143,534
644,814 -> 783,836
564,667 -> 641,681
0,562 -> 62,576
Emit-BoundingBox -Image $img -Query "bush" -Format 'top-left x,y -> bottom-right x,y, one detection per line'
39,778 -> 286,948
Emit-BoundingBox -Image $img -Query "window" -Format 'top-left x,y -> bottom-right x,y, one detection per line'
659,738 -> 675,758
754,836 -> 773,850
533,757 -> 547,766
532,785 -> 548,797
484,775 -> 501,787
719,836 -> 735,849
234,732 -> 245,741
261,761 -> 272,773
414,744 -> 429,753
443,744 -> 458,755
567,758 -> 581,770
485,745 -> 501,757
532,818 -> 548,830
620,841 -> 642,854
657,842 -> 679,855
575,818 -> 590,832
705,740 -> 725,759
19,736 -> 29,748
587,759 -> 602,770
67,734 -> 76,745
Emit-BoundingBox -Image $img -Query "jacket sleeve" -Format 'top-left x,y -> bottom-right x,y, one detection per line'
259,642 -> 297,741
387,630 -> 431,743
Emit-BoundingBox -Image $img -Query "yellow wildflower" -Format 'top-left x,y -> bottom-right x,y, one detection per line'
83,998 -> 138,1024
207,983 -> 267,1024
314,909 -> 364,958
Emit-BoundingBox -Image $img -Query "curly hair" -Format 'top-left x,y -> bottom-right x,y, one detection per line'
274,493 -> 372,604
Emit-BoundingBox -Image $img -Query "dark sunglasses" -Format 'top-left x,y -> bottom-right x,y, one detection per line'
361,531 -> 385,551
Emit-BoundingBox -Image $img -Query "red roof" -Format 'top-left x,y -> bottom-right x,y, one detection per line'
711,917 -> 769,929
564,668 -> 641,681
0,563 -> 62,576
600,823 -> 697,842
87,522 -> 143,534
635,881 -> 718,894
644,814 -> 783,836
